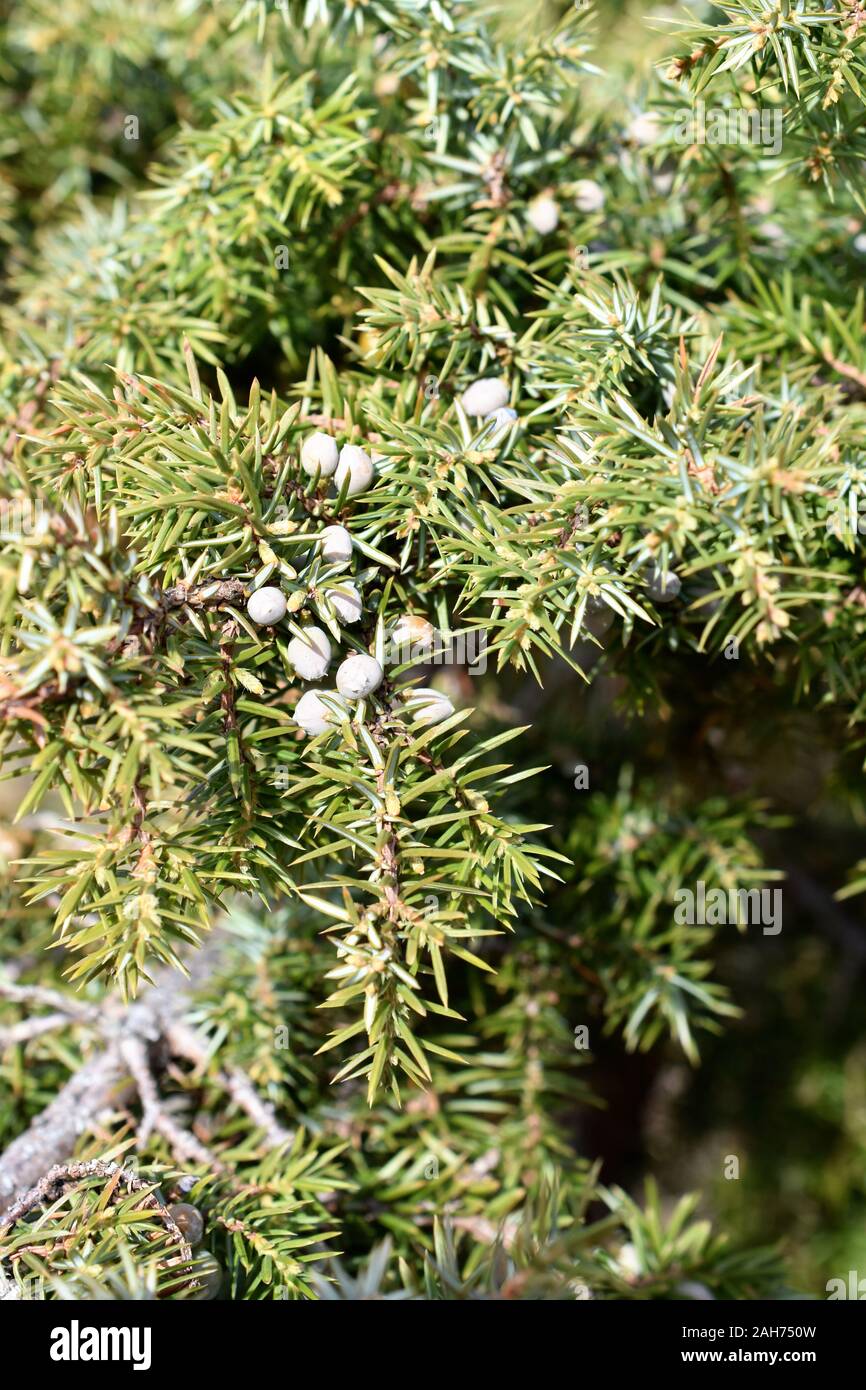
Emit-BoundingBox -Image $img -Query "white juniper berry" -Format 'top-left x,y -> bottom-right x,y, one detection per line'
301,430 -> 339,477
287,626 -> 332,680
334,444 -> 374,496
293,688 -> 345,736
482,406 -> 518,442
527,193 -> 559,234
246,586 -> 287,626
574,178 -> 605,213
319,524 -> 354,566
404,687 -> 455,725
335,653 -> 384,700
459,377 -> 511,417
388,613 -> 435,650
626,111 -> 660,145
325,581 -> 362,625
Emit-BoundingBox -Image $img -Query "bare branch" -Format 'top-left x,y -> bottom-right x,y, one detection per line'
166,1020 -> 295,1150
0,1050 -> 130,1216
0,1012 -> 72,1047
0,937 -> 225,1217
119,1034 -> 228,1174
0,978 -> 98,1020
222,1066 -> 295,1151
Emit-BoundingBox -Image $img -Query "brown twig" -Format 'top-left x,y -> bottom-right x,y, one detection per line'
821,351 -> 866,398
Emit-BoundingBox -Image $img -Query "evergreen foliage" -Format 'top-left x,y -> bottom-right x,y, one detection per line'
2,0 -> 865,1300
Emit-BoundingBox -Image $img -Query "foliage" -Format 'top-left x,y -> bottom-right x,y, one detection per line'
2,0 -> 865,1300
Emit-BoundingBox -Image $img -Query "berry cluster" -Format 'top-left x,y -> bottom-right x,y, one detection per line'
246,432 -> 456,738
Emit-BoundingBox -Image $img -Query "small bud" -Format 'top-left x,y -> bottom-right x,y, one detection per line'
336,653 -> 384,700
301,431 -> 339,477
319,524 -> 353,567
326,581 -> 363,625
288,626 -> 332,680
335,445 -> 375,496
460,378 -> 510,417
294,689 -> 346,735
247,586 -> 287,626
